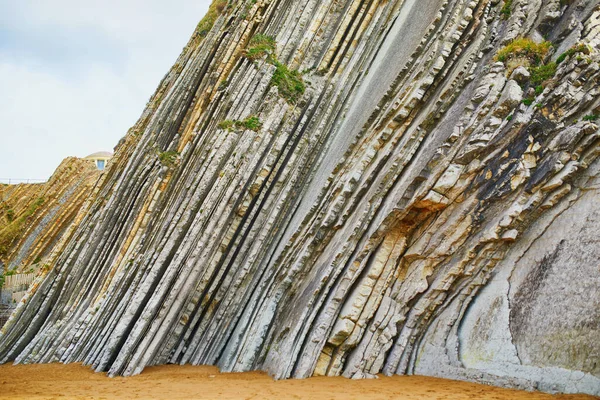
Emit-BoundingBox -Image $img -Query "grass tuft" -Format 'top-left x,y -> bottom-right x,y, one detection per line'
271,61 -> 306,104
218,115 -> 263,132
245,34 -> 276,61
530,62 -> 557,86
495,38 -> 552,65
556,44 -> 590,64
500,0 -> 513,19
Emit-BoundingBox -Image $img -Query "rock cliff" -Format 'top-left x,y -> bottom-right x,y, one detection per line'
1,0 -> 599,395
0,157 -> 100,327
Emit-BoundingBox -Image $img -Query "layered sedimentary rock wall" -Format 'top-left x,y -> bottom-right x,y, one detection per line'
0,158 -> 100,326
1,0 -> 599,395
0,157 -> 99,272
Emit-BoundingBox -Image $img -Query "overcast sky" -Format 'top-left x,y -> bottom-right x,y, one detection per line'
0,0 -> 211,181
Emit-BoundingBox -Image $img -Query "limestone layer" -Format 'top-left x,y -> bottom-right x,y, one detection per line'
0,157 -> 99,272
1,0 -> 600,395
0,157 -> 100,326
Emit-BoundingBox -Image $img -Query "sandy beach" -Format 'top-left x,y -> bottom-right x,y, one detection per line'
0,364 -> 597,399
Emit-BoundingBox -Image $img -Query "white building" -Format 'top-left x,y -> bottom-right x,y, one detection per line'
85,151 -> 113,171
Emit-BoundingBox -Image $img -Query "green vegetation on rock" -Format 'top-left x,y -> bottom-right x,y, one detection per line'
500,0 -> 513,19
244,34 -> 306,104
271,61 -> 306,104
159,151 -> 179,168
557,44 -> 589,64
582,114 -> 599,122
535,85 -> 544,95
245,34 -> 276,61
530,62 -> 557,86
496,38 -> 551,65
218,115 -> 263,132
196,0 -> 228,38
0,197 -> 44,259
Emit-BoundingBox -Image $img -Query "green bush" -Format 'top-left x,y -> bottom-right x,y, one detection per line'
271,61 -> 306,104
496,38 -> 552,65
239,116 -> 262,131
523,98 -> 534,106
530,62 -> 557,86
500,0 -> 513,19
245,34 -> 276,61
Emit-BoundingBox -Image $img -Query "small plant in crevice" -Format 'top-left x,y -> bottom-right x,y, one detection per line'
245,34 -> 276,61
158,151 -> 179,168
6,209 -> 14,222
218,120 -> 235,131
582,114 -> 599,122
500,0 -> 513,19
556,44 -> 589,65
218,80 -> 230,91
244,33 -> 306,105
523,98 -> 534,106
271,61 -> 306,104
530,62 -> 557,86
218,115 -> 263,132
534,85 -> 544,96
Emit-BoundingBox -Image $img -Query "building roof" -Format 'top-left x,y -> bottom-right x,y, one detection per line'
84,151 -> 113,160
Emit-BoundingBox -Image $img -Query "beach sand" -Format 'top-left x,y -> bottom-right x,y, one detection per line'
0,363 -> 597,399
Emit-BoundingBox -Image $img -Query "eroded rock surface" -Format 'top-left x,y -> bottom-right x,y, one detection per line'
0,157 -> 100,327
1,0 -> 599,395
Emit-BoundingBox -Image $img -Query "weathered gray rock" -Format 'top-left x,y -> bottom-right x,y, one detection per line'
0,0 -> 599,396
511,66 -> 531,83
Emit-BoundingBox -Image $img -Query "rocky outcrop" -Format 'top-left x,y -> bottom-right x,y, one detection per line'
0,0 -> 599,396
0,157 -> 100,271
0,157 -> 100,327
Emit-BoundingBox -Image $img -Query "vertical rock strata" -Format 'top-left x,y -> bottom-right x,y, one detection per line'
1,0 -> 599,395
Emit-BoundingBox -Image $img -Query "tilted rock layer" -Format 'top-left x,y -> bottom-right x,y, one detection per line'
1,0 -> 599,395
0,157 -> 100,327
0,157 -> 99,272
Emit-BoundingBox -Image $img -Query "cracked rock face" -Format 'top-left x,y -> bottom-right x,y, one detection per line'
1,0 -> 600,396
0,157 -> 99,327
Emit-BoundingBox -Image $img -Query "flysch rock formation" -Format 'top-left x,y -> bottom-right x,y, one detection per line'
0,157 -> 100,327
0,0 -> 599,395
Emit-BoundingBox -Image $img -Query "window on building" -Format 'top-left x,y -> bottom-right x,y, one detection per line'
97,160 -> 105,170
